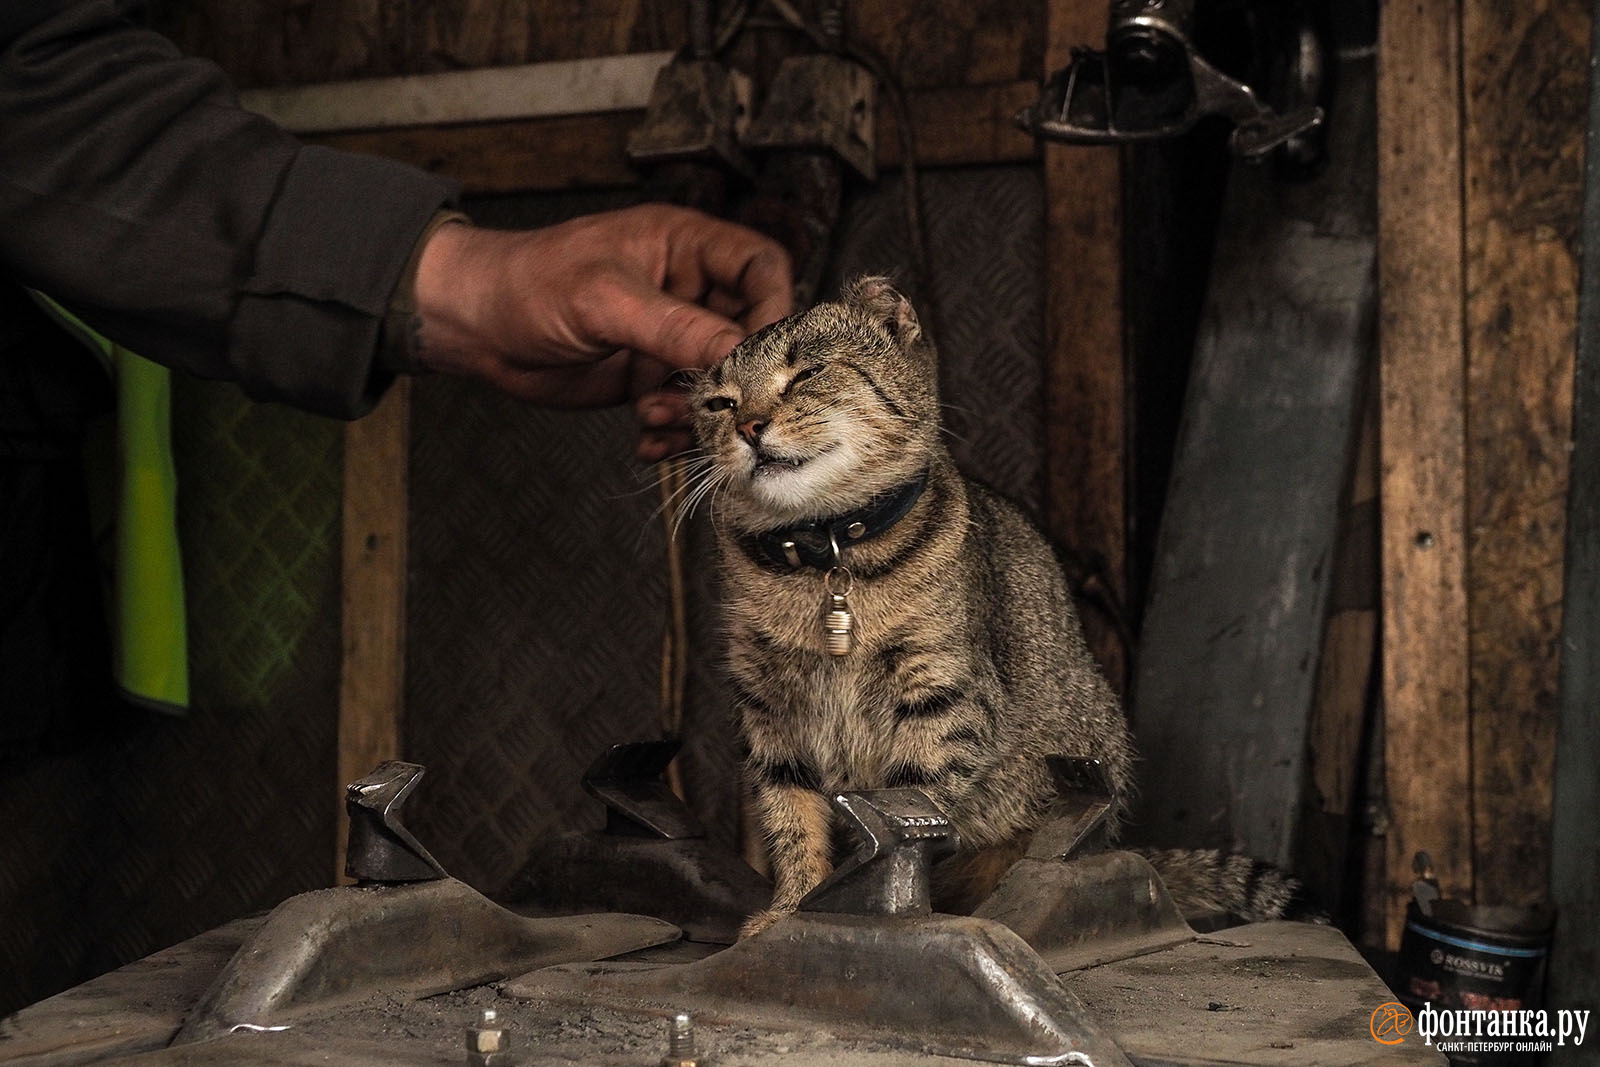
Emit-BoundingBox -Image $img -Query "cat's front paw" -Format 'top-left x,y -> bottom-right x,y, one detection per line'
738,907 -> 791,940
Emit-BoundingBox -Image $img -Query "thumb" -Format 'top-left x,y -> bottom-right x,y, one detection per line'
607,283 -> 748,370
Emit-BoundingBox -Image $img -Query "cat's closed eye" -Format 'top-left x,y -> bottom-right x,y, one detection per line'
788,365 -> 822,387
703,396 -> 736,412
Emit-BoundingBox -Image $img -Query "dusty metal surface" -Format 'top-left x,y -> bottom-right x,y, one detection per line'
81,986 -> 1026,1067
977,851 -> 1195,973
505,912 -> 1132,1066
6,914 -> 1433,1067
1067,921 -> 1446,1066
171,880 -> 676,1046
0,917 -> 262,1067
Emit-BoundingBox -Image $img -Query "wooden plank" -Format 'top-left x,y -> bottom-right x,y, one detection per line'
312,111 -> 642,193
875,81 -> 1042,171
1130,54 -> 1376,868
336,378 -> 411,882
160,0 -> 684,89
1461,0 -> 1586,911
847,0 -> 1045,88
1042,1 -> 1127,690
1550,0 -> 1600,1036
240,52 -> 674,134
162,0 -> 1041,94
306,81 -> 1041,195
1377,0 -> 1472,948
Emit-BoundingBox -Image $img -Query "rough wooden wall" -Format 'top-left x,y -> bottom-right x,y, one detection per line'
1379,0 -> 1588,942
1461,0 -> 1588,913
159,1 -> 1043,91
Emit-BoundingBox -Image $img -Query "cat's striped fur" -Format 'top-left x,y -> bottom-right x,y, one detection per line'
690,277 -> 1295,936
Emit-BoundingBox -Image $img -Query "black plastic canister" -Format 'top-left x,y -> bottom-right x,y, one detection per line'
1396,900 -> 1555,1064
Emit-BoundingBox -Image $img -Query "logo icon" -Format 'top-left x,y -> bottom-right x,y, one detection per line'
1372,1002 -> 1415,1045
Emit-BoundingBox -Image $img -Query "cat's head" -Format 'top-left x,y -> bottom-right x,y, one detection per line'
690,276 -> 941,529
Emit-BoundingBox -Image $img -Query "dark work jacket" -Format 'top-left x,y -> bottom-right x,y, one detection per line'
0,0 -> 460,417
1,1 -> 457,742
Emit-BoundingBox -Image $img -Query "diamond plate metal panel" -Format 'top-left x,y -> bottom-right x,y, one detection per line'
406,168 -> 1045,888
404,387 -> 669,893
0,378 -> 341,1016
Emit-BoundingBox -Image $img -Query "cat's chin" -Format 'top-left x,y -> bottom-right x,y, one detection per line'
730,445 -> 913,529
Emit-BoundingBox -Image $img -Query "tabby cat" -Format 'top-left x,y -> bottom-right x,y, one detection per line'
688,277 -> 1292,937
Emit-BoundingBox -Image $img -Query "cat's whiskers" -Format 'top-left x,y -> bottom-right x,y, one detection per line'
617,448 -> 712,501
638,453 -> 715,521
670,464 -> 736,541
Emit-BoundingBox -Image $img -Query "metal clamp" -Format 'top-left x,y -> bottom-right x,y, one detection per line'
627,59 -> 754,176
1016,0 -> 1323,158
1026,756 -> 1114,862
741,53 -> 877,181
344,761 -> 448,884
799,789 -> 959,917
582,739 -> 705,840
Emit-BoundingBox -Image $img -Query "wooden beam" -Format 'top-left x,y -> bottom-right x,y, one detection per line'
240,52 -> 674,134
1042,1 -> 1127,690
336,378 -> 411,882
1551,0 -> 1600,1028
1461,0 -> 1586,912
1377,0 -> 1473,947
307,81 -> 1041,195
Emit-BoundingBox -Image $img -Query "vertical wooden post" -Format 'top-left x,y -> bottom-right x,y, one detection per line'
1043,0 -> 1127,691
336,378 -> 410,882
1377,0 -> 1473,946
1461,0 -> 1586,912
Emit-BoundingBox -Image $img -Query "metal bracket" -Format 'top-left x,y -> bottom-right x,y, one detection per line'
582,739 -> 705,840
627,59 -> 754,177
798,789 -> 959,918
506,740 -> 767,944
1027,756 -> 1115,861
344,761 -> 448,884
1016,0 -> 1322,158
741,54 -> 877,181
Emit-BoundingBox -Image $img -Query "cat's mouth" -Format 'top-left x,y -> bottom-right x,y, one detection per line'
751,447 -> 808,475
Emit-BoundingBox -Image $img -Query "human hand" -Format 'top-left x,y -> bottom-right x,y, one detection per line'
410,204 -> 792,460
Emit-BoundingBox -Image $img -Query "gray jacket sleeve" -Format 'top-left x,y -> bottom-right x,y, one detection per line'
0,0 -> 460,417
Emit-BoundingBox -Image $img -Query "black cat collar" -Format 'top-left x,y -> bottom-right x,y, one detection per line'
752,471 -> 929,571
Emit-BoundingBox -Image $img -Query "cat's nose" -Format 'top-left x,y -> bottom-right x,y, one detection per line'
737,418 -> 768,444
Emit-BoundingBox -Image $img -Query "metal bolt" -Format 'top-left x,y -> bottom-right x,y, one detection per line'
661,1011 -> 700,1067
465,1008 -> 510,1067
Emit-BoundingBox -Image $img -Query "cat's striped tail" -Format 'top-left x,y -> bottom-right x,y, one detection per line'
1135,847 -> 1324,925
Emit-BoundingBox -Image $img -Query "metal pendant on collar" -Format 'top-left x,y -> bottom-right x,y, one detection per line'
822,534 -> 856,656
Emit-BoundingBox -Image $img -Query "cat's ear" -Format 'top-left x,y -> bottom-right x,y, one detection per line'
841,275 -> 922,349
